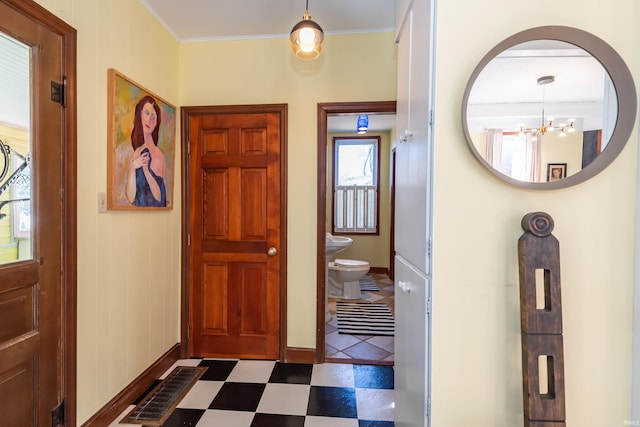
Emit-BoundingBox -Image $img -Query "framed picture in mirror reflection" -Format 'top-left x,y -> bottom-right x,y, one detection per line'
547,163 -> 567,182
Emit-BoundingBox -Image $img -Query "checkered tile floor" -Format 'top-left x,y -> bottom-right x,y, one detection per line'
111,359 -> 395,427
327,273 -> 395,363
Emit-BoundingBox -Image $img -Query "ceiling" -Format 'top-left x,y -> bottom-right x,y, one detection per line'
466,40 -> 608,133
140,0 -> 396,42
328,114 -> 396,134
140,0 -> 398,134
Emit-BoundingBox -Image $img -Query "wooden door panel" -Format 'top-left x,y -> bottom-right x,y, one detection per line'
238,262 -> 268,335
0,361 -> 36,426
242,129 -> 267,154
203,169 -> 229,239
0,1 -> 72,424
196,261 -> 273,357
203,130 -> 229,155
0,286 -> 35,343
241,169 -> 267,239
188,107 -> 284,360
202,263 -> 228,334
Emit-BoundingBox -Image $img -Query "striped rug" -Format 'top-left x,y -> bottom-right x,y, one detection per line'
336,302 -> 394,336
359,275 -> 379,292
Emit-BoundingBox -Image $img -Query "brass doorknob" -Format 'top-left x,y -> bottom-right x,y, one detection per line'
268,247 -> 277,256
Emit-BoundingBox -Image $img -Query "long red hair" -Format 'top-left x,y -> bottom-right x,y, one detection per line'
130,95 -> 162,150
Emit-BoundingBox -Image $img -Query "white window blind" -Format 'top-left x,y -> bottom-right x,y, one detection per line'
334,185 -> 377,233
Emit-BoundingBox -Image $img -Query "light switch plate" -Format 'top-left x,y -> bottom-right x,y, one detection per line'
97,192 -> 107,213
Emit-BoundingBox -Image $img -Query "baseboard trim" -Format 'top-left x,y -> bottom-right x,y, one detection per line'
81,343 -> 181,427
369,266 -> 390,275
284,347 -> 317,364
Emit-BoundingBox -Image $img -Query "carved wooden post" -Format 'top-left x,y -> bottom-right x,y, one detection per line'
518,212 -> 566,426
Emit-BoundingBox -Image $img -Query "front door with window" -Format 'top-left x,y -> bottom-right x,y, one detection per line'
0,1 -> 75,425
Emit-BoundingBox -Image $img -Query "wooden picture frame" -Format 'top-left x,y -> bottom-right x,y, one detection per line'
107,69 -> 176,210
547,163 -> 567,182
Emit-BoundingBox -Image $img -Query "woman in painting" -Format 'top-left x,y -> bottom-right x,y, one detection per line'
126,95 -> 166,207
549,166 -> 563,182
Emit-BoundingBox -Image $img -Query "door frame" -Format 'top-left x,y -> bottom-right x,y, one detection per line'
180,104 -> 288,360
389,148 -> 396,280
316,101 -> 396,362
1,0 -> 77,424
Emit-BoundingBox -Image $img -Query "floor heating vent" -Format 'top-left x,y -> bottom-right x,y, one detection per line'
123,366 -> 207,425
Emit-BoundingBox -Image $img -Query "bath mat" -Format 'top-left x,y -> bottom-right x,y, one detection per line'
336,302 -> 394,336
359,275 -> 379,292
123,366 -> 207,425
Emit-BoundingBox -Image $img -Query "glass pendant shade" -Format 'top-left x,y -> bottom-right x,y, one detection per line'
357,115 -> 369,134
290,9 -> 324,60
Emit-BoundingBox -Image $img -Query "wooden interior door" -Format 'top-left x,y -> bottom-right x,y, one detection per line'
185,105 -> 286,360
0,1 -> 76,425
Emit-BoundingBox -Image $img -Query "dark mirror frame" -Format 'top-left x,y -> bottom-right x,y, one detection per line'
461,26 -> 637,190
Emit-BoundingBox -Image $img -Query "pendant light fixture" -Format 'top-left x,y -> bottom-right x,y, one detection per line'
517,75 -> 577,140
289,0 -> 324,60
357,115 -> 369,134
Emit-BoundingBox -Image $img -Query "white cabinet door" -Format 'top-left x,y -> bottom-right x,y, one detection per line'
394,0 -> 434,275
395,255 -> 431,427
396,6 -> 411,140
395,0 -> 411,36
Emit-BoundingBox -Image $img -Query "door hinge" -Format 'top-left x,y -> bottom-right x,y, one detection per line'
429,109 -> 434,127
426,396 -> 431,420
51,76 -> 67,107
426,238 -> 432,255
187,234 -> 191,246
51,400 -> 65,426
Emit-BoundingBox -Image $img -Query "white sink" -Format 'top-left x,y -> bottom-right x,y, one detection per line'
326,233 -> 353,255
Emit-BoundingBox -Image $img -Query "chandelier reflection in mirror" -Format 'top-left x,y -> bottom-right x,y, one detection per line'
516,75 -> 577,141
461,26 -> 637,190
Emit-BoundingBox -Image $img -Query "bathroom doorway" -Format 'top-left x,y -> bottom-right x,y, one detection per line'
316,101 -> 396,365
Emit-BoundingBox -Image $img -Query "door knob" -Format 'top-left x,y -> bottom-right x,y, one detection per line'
398,280 -> 412,293
268,247 -> 277,256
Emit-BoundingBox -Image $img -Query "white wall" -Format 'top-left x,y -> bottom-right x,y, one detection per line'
432,1 -> 639,425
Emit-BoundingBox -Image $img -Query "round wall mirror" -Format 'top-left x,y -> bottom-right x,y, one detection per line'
461,26 -> 636,189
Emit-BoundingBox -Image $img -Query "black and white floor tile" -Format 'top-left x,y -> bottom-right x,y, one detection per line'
326,273 -> 395,363
111,358 -> 395,427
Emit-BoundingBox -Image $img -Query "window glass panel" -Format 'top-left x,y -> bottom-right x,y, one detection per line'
499,134 -> 526,181
336,140 -> 377,186
333,137 -> 379,234
0,33 -> 32,265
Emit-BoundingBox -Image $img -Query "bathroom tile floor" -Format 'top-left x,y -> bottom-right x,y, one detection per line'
110,358 -> 395,427
326,273 -> 395,364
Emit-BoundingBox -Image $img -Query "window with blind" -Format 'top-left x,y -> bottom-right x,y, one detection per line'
332,136 -> 380,235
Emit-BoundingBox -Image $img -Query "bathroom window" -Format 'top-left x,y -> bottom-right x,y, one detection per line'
332,136 -> 380,235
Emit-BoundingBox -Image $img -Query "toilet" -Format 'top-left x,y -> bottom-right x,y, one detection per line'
327,258 -> 370,299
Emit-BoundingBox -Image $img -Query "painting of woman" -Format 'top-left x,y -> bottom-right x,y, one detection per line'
126,96 -> 166,207
107,69 -> 175,210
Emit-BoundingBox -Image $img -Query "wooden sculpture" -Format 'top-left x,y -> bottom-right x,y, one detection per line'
518,212 -> 566,426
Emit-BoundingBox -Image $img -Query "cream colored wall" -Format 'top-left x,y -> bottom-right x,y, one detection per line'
433,1 -> 639,426
34,0 -> 181,423
30,0 -> 638,424
179,33 -> 397,348
326,131 -> 391,270
469,130 -> 584,180
541,131 -> 583,177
